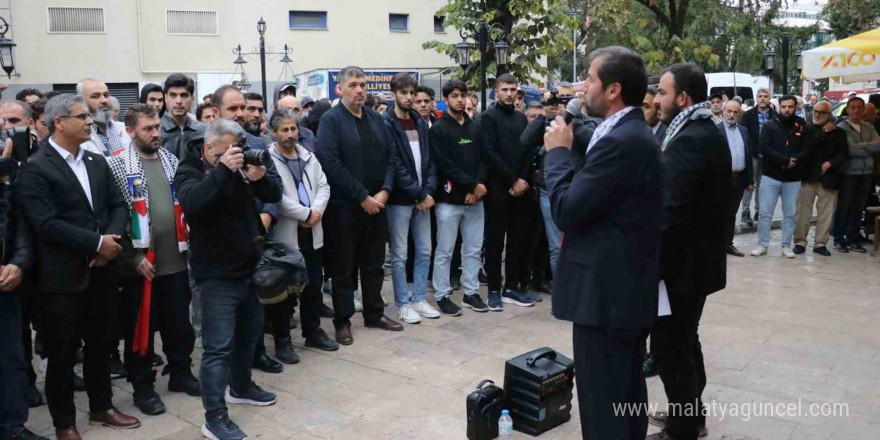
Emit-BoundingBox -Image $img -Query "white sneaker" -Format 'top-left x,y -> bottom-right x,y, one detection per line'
411,300 -> 441,319
398,303 -> 421,324
354,289 -> 363,312
782,247 -> 796,258
750,246 -> 767,256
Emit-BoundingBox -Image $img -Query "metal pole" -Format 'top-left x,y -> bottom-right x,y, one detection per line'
259,28 -> 267,108
479,21 -> 487,113
573,27 -> 577,83
781,35 -> 789,96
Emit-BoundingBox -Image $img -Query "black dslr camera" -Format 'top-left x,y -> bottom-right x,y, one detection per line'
542,90 -> 573,107
236,137 -> 270,167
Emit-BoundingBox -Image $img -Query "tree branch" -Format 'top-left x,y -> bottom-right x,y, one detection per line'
632,0 -> 674,35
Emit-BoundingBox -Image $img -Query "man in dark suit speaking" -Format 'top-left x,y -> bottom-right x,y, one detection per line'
544,46 -> 662,440
18,94 -> 140,440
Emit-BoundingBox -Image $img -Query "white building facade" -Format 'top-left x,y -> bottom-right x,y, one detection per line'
0,0 -> 459,106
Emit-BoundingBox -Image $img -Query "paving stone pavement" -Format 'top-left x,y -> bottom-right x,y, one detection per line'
24,230 -> 880,440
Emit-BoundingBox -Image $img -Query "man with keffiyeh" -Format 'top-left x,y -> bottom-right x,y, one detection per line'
647,63 -> 731,440
108,104 -> 200,417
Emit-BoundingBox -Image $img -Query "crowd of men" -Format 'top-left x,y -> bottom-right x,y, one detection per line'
0,48 -> 878,440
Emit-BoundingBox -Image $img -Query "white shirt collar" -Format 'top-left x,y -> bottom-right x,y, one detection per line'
49,137 -> 85,163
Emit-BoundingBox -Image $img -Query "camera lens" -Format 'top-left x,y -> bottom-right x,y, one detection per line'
243,149 -> 269,166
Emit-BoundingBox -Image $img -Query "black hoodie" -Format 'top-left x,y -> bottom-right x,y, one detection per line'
480,102 -> 531,200
429,111 -> 487,205
174,139 -> 282,280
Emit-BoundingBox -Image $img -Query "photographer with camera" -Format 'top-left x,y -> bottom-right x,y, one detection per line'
175,118 -> 282,440
0,102 -> 45,440
209,85 -> 287,374
519,84 -> 599,280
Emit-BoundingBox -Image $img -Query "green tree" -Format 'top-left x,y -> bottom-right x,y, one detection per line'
423,0 -> 579,88
823,0 -> 880,40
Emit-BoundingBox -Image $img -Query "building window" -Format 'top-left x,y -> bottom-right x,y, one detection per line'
46,6 -> 105,33
389,14 -> 409,32
289,11 -> 327,30
167,10 -> 218,35
434,15 -> 445,33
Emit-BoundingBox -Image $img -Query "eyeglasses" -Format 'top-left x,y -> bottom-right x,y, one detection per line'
60,113 -> 93,122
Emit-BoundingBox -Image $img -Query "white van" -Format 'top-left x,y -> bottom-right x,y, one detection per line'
705,72 -> 771,104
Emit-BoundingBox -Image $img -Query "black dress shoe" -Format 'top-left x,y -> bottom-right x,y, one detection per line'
253,353 -> 283,373
274,338 -> 300,365
305,329 -> 340,351
151,353 -> 164,367
364,315 -> 404,332
726,245 -> 745,257
27,383 -> 44,407
73,374 -> 86,392
814,246 -> 832,256
335,324 -> 353,346
319,303 -> 335,318
109,353 -> 126,379
793,244 -> 806,255
167,369 -> 201,397
9,427 -> 50,440
133,387 -> 165,416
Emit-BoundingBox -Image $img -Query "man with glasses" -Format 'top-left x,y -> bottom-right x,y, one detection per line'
793,101 -> 847,256
18,94 -> 139,440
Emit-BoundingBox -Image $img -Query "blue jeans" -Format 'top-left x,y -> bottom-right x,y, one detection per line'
758,176 -> 800,248
540,192 -> 562,277
199,277 -> 263,421
0,292 -> 28,437
388,204 -> 431,307
433,202 -> 485,299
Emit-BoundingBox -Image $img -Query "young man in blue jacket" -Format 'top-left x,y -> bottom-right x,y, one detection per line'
382,73 -> 439,324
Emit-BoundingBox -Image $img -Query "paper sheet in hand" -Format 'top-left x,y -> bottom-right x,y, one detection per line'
658,281 -> 671,317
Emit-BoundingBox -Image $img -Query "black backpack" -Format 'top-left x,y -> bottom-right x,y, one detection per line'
252,240 -> 308,305
466,379 -> 505,440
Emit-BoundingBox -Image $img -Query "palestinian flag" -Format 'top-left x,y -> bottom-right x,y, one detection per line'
127,175 -> 150,249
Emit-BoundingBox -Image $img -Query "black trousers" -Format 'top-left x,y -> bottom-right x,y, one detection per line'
650,294 -> 708,440
297,227 -> 325,338
120,270 -> 195,384
728,178 -> 747,246
834,174 -> 873,245
44,267 -> 118,429
324,202 -> 388,326
573,323 -> 648,440
526,202 -> 549,284
485,192 -> 537,292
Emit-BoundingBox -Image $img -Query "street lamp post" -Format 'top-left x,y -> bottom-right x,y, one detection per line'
258,18 -> 267,109
454,10 -> 509,113
232,18 -> 295,108
0,17 -> 17,78
764,34 -> 805,96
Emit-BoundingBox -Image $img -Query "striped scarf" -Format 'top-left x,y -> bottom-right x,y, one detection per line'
661,101 -> 714,151
107,144 -> 188,251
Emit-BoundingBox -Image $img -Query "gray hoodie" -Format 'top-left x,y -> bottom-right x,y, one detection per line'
272,82 -> 297,112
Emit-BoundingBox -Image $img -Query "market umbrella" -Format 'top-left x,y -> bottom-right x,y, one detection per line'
802,28 -> 880,83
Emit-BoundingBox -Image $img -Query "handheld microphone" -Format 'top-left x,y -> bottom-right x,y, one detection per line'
563,99 -> 583,125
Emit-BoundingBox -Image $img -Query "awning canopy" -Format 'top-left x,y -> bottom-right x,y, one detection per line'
802,28 -> 880,83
